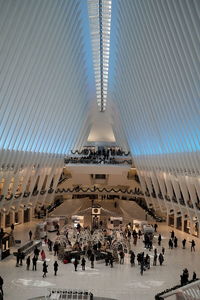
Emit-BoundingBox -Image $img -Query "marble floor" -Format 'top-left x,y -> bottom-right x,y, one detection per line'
1,221 -> 200,300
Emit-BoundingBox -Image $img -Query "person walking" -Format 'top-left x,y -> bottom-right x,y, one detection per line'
182,239 -> 186,249
109,255 -> 114,268
32,256 -> 37,271
48,239 -> 53,252
34,246 -> 40,260
145,254 -> 150,269
154,223 -> 158,232
138,230 -> 142,239
81,257 -> 86,271
158,234 -> 162,246
26,256 -> 31,270
133,235 -> 138,246
190,240 -> 195,252
170,230 -> 175,240
0,276 -> 3,297
41,249 -> 46,261
192,271 -> 197,281
74,258 -> 79,271
105,254 -> 109,266
18,250 -> 24,266
153,253 -> 157,266
54,261 -> 58,276
119,251 -> 124,264
140,256 -> 145,276
174,236 -> 178,248
168,239 -> 173,249
42,261 -> 48,278
130,251 -> 135,267
53,243 -> 59,256
158,253 -> 164,266
29,230 -> 32,241
162,247 -> 165,255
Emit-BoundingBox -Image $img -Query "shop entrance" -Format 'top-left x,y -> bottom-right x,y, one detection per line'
24,208 -> 30,223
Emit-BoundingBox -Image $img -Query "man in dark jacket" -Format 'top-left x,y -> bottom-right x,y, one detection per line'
54,261 -> 58,276
90,253 -> 95,268
32,256 -> 37,271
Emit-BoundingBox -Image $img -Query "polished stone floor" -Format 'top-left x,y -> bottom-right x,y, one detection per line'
1,220 -> 200,300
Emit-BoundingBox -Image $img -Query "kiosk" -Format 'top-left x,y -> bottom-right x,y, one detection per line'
108,217 -> 123,229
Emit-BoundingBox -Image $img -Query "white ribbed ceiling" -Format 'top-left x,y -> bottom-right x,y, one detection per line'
110,0 -> 200,172
0,0 -> 199,170
0,0 -> 94,154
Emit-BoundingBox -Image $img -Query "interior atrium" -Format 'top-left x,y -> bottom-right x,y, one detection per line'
0,0 -> 199,300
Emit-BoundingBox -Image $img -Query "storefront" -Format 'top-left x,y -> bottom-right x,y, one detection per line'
107,217 -> 123,229
0,231 -> 11,260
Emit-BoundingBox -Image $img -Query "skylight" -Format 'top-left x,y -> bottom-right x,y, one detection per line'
88,0 -> 112,112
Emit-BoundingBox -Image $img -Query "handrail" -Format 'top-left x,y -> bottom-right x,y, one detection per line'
155,279 -> 200,299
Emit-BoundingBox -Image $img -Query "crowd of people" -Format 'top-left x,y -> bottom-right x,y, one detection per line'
0,221 -> 199,299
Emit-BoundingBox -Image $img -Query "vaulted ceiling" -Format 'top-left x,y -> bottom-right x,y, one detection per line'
0,0 -> 199,173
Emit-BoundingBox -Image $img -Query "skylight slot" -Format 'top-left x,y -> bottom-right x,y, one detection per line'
88,0 -> 112,112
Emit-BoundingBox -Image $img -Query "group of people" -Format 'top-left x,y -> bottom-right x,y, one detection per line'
169,230 -> 196,251
1,220 -> 199,299
14,244 -> 59,278
180,268 -> 197,286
